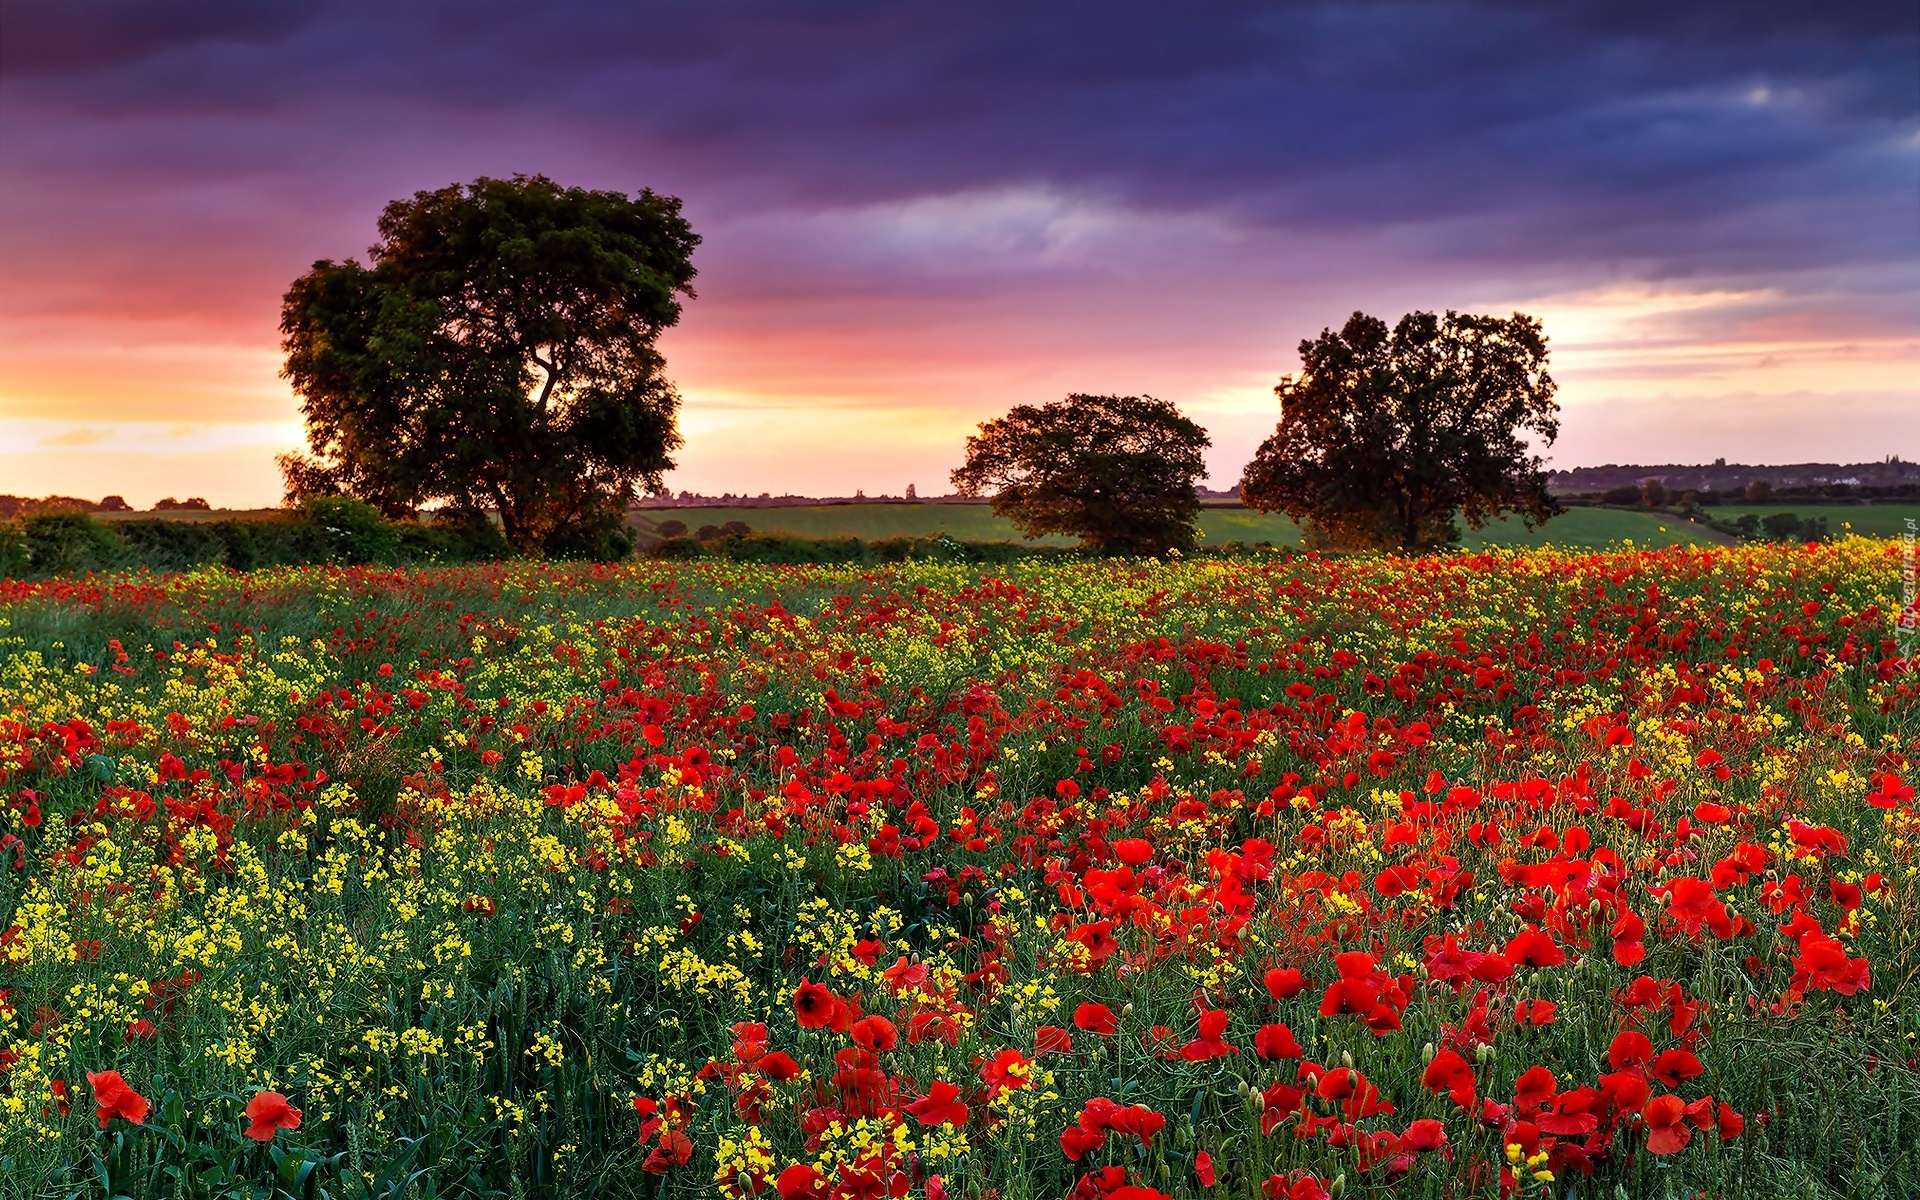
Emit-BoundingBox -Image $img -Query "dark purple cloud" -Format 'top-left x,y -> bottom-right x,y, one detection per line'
6,1 -> 1913,264
1,0 -> 1914,502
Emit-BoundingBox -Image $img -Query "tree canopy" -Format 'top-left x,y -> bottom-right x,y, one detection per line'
1239,310 -> 1561,552
951,394 -> 1211,556
279,174 -> 699,556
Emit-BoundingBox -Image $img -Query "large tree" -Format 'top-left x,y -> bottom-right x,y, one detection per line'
279,174 -> 699,556
951,394 -> 1211,556
1239,310 -> 1561,553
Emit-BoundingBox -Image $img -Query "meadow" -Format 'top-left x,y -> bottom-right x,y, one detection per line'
1704,504 -> 1920,541
1,541 -> 1916,1199
635,504 -> 1714,551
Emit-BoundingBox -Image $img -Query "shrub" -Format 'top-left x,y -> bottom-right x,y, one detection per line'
21,511 -> 125,575
292,496 -> 401,564
649,535 -> 707,560
114,519 -> 229,571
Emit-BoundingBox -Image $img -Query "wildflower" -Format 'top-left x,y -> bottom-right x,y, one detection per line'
1264,967 -> 1308,999
86,1071 -> 149,1128
1421,1049 -> 1477,1109
1181,1009 -> 1237,1061
849,1015 -> 897,1053
1073,1002 -> 1118,1035
793,979 -> 852,1032
243,1091 -> 303,1142
1254,1022 -> 1304,1060
906,1080 -> 969,1126
1642,1094 -> 1691,1154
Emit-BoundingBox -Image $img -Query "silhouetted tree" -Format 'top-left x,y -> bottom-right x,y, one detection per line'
1239,310 -> 1560,553
279,174 -> 698,556
951,394 -> 1211,556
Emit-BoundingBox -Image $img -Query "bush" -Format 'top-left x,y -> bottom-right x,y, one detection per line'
544,509 -> 636,562
113,519 -> 229,571
649,536 -> 707,560
21,511 -> 126,575
428,508 -> 513,562
292,496 -> 401,565
211,518 -> 303,571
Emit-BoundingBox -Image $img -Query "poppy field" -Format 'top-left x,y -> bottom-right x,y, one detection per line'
2,542 -> 1917,1199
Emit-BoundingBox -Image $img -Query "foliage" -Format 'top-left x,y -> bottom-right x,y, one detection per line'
0,509 -> 524,580
279,174 -> 699,556
951,394 -> 1212,556
0,542 -> 1915,1199
1240,311 -> 1562,553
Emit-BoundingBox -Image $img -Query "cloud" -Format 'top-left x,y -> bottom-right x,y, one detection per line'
39,426 -> 110,446
0,0 -> 1913,503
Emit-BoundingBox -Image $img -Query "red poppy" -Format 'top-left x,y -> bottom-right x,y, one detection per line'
979,1048 -> 1032,1097
850,1015 -> 897,1053
85,1071 -> 149,1128
1607,1030 -> 1653,1071
1254,1022 -> 1304,1060
1195,1149 -> 1216,1185
1073,1002 -> 1117,1035
1421,1049 -> 1477,1109
1717,1102 -> 1745,1140
776,1163 -> 825,1200
1512,1066 -> 1557,1113
1652,1048 -> 1704,1087
906,1079 -> 969,1127
243,1091 -> 302,1142
1399,1118 -> 1447,1153
641,1127 -> 692,1173
1034,1025 -> 1073,1055
792,979 -> 851,1032
756,1051 -> 802,1081
1181,1009 -> 1237,1061
1611,908 -> 1647,966
1264,967 -> 1308,999
1503,926 -> 1565,969
1643,1094 -> 1691,1154
1060,1122 -> 1107,1161
1113,838 -> 1154,866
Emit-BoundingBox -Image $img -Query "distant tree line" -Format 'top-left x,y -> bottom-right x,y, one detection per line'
0,498 -> 513,579
1566,480 -> 1920,507
30,172 -> 1878,577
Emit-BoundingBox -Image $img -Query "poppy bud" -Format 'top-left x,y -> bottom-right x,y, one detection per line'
1236,1080 -> 1250,1101
1422,1042 -> 1435,1063
1341,1049 -> 1354,1069
1330,1174 -> 1347,1198
1476,1042 -> 1495,1064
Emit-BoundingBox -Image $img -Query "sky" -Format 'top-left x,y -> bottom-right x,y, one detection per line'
1,0 -> 1916,507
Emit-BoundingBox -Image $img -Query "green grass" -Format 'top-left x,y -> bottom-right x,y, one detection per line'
632,501 -> 1716,550
1706,503 -> 1920,538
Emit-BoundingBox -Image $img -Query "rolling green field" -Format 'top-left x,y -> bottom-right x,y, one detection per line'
1706,502 -> 1920,538
633,501 -> 1719,550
